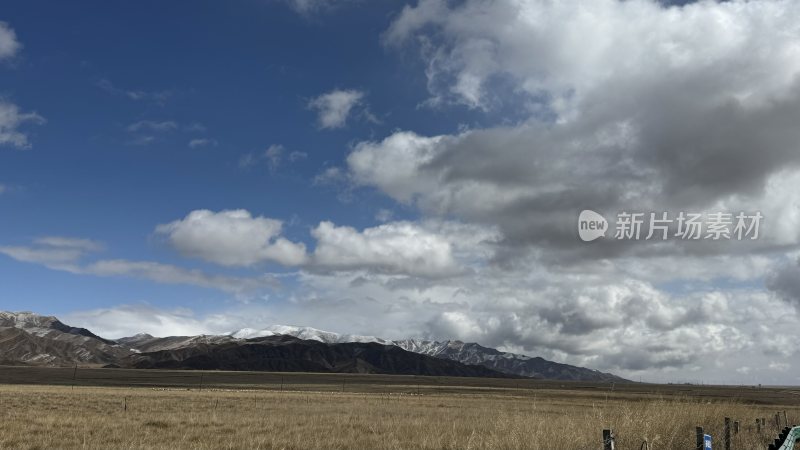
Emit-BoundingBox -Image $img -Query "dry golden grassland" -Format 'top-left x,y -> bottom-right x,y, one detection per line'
0,372 -> 798,449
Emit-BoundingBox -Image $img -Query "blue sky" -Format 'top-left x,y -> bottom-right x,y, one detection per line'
0,0 -> 448,312
2,0 -> 800,384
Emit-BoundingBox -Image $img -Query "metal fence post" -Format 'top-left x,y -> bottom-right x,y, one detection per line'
724,417 -> 731,450
696,426 -> 704,450
603,429 -> 615,450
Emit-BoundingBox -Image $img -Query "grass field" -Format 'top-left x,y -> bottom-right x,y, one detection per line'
0,367 -> 798,449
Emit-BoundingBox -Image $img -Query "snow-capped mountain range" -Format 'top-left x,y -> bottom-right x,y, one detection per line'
0,312 -> 625,381
222,325 -> 625,381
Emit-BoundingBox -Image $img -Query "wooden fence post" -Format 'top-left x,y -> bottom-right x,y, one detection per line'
724,417 -> 731,450
696,426 -> 704,450
757,418 -> 762,434
603,429 -> 615,450
734,421 -> 739,434
776,413 -> 781,427
783,411 -> 788,427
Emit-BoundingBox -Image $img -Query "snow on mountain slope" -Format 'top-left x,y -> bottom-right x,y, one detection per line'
392,340 -> 624,381
0,311 -> 116,344
117,333 -> 237,353
229,325 -> 392,345
0,311 -> 54,328
0,311 -> 65,338
0,311 -> 130,365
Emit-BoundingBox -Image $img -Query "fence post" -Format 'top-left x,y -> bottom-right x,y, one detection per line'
696,426 -> 704,450
724,417 -> 731,450
757,418 -> 762,434
783,411 -> 788,427
734,421 -> 739,434
776,413 -> 781,427
603,429 -> 615,450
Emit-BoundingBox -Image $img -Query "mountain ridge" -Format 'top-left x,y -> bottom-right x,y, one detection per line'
0,311 -> 131,365
221,324 -> 626,382
0,312 -> 626,381
118,334 -> 514,377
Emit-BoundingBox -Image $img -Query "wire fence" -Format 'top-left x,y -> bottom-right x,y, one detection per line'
601,412 -> 799,450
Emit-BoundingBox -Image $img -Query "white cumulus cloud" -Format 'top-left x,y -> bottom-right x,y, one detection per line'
188,138 -> 217,148
127,120 -> 178,132
0,23 -> 44,149
0,22 -> 21,61
0,101 -> 45,149
308,89 -> 365,129
156,209 -> 308,267
310,221 -> 466,278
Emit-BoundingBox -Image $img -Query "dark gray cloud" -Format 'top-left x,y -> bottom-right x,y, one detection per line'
766,258 -> 800,307
348,0 -> 800,265
312,0 -> 800,381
